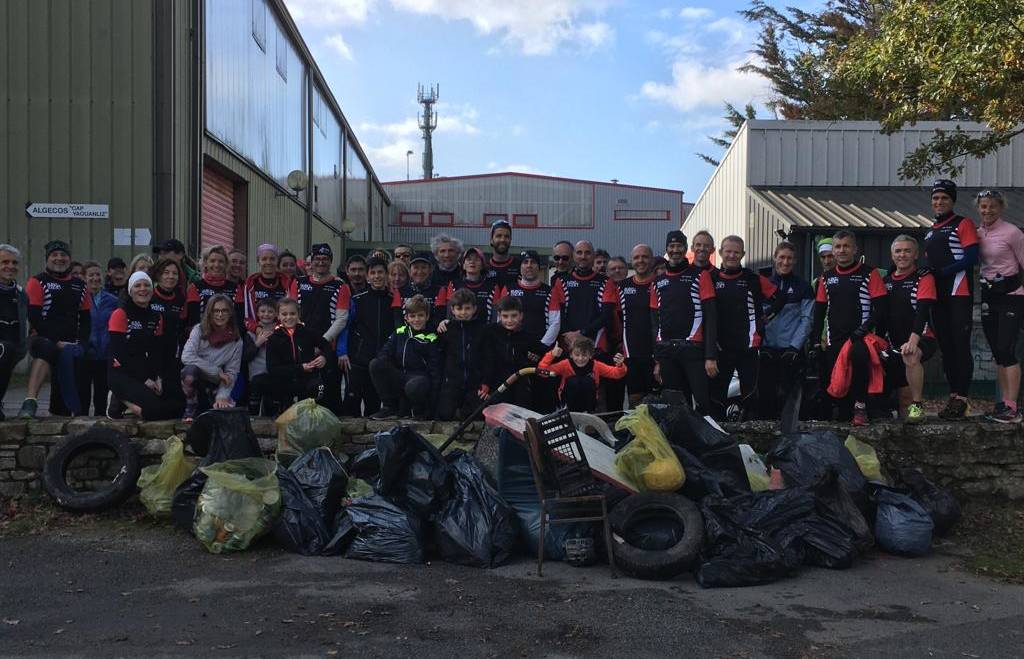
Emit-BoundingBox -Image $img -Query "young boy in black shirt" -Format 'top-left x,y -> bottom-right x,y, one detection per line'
478,296 -> 547,407
437,288 -> 486,420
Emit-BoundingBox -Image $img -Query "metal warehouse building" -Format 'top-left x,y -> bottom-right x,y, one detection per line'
1,0 -> 389,277
685,120 -> 1024,277
686,119 -> 1024,388
379,173 -> 685,258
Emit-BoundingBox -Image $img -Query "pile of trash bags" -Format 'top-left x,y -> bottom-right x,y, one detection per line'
616,391 -> 963,587
142,404 -> 518,567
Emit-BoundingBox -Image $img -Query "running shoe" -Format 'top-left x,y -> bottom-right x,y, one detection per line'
16,398 -> 37,419
905,402 -> 925,424
938,397 -> 968,420
988,405 -> 1022,424
852,404 -> 869,427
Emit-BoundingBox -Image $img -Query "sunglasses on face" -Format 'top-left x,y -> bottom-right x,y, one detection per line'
552,255 -> 570,261
976,190 -> 1003,200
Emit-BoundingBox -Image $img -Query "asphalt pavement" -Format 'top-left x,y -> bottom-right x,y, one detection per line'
1,521 -> 1022,658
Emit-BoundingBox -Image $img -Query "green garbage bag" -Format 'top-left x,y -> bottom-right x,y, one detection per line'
845,436 -> 885,483
194,458 -> 281,553
138,436 -> 197,516
274,399 -> 344,466
614,405 -> 685,492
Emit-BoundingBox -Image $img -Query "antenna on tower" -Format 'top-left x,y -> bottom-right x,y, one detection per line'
417,83 -> 439,180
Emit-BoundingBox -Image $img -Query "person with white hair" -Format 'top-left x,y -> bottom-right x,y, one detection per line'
429,233 -> 463,289
106,271 -> 183,420
0,244 -> 27,420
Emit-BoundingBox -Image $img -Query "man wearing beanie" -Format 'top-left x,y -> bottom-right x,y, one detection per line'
650,230 -> 718,414
486,219 -> 519,287
241,243 -> 292,328
18,241 -> 92,418
923,178 -> 980,418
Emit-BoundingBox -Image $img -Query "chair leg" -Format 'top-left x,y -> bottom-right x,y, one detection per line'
602,499 -> 617,578
537,505 -> 546,577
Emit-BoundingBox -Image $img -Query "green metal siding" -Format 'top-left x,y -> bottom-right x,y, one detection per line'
1,0 -> 154,277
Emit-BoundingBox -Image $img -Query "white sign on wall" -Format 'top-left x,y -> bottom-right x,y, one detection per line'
26,202 -> 110,219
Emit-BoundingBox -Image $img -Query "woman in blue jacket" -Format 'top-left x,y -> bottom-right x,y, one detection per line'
78,261 -> 120,416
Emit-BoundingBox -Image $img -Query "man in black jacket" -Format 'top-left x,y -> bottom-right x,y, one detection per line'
338,257 -> 394,416
369,294 -> 442,419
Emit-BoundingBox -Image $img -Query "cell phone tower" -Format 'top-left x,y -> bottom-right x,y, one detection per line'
417,83 -> 439,180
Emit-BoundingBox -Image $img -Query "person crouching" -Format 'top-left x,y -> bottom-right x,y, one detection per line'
539,337 -> 627,412
265,297 -> 331,408
369,294 -> 441,420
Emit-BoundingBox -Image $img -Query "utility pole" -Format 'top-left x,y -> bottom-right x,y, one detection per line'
406,150 -> 413,181
417,83 -> 438,180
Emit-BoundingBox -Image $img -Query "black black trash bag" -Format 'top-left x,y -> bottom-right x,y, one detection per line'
696,489 -> 814,588
670,445 -> 747,501
495,429 -> 594,560
893,467 -> 961,536
340,494 -> 425,564
272,467 -> 334,556
766,431 -> 868,509
810,468 -> 873,554
290,448 -> 348,526
872,486 -> 934,557
775,514 -> 857,570
433,451 -> 519,568
349,447 -> 380,481
623,516 -> 685,551
374,426 -> 452,516
643,390 -> 736,453
171,409 -> 264,532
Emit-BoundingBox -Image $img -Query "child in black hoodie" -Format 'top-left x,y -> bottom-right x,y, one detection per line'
369,294 -> 442,419
437,288 -> 485,420
265,297 -> 332,407
478,296 -> 548,407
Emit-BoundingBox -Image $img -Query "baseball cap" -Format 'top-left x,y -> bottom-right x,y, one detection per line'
311,243 -> 333,259
665,230 -> 687,248
520,249 -> 540,262
107,257 -> 127,270
44,240 -> 71,258
410,252 -> 433,265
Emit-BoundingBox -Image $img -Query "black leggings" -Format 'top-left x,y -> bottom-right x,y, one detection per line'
982,295 -> 1022,367
342,363 -> 380,417
368,358 -> 431,415
931,296 -> 975,396
108,369 -> 184,420
710,348 -> 759,420
654,341 -> 710,414
76,358 -> 109,416
266,373 -> 324,407
756,348 -> 805,420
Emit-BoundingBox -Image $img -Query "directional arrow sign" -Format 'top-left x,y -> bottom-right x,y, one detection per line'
26,202 -> 109,219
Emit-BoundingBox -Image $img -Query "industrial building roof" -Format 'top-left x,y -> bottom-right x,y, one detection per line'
383,171 -> 684,196
751,187 -> 1020,230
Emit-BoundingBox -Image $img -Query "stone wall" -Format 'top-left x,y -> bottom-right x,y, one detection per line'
0,417 -> 483,498
723,420 -> 1024,501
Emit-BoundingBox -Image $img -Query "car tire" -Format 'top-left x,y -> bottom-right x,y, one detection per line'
609,492 -> 704,580
42,426 -> 141,513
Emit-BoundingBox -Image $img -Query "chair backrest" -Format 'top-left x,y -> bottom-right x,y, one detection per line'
524,418 -> 551,503
531,408 -> 600,497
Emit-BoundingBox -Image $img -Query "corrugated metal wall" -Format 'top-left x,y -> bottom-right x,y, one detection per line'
383,174 -> 682,256
746,121 -> 1024,188
1,0 -> 154,277
683,123 -> 749,249
203,138 -> 307,259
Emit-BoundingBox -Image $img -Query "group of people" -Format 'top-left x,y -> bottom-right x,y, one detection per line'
0,180 -> 1019,425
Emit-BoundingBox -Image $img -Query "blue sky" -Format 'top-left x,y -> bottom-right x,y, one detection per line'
282,0 -> 815,201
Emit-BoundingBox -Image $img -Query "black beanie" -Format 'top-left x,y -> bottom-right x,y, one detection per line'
665,230 -> 687,248
931,179 -> 957,201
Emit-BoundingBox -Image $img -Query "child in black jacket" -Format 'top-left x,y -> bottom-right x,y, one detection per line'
478,296 -> 548,407
437,288 -> 486,420
369,294 -> 442,419
265,297 -> 332,407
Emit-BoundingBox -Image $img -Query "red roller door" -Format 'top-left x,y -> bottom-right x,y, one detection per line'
201,165 -> 236,249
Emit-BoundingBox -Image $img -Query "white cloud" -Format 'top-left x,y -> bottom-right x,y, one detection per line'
678,7 -> 713,20
640,58 -> 771,112
323,34 -> 354,61
284,0 -> 373,26
645,29 -> 703,56
706,16 -> 752,48
388,0 -> 615,55
358,103 -> 481,138
364,138 -> 419,174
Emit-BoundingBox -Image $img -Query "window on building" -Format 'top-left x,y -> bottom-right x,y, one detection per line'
251,0 -> 266,51
275,24 -> 288,81
614,209 -> 671,221
429,212 -> 454,227
512,213 -> 538,228
483,213 -> 508,227
399,212 -> 424,227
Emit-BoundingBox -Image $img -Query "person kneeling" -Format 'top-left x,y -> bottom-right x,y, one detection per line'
180,293 -> 243,419
106,272 -> 184,420
369,294 -> 441,420
265,297 -> 331,408
539,337 -> 627,413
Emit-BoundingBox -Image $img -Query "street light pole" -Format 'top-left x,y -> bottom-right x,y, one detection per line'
406,150 -> 413,181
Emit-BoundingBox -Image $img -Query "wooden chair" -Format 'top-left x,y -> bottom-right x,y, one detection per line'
524,410 -> 617,577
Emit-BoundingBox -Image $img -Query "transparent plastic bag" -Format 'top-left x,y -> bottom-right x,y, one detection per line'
194,458 -> 281,553
614,405 -> 685,492
138,436 -> 197,516
845,436 -> 885,483
274,399 -> 344,466
739,444 -> 770,492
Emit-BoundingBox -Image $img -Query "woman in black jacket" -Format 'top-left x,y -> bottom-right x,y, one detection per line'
107,272 -> 184,420
266,298 -> 331,407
